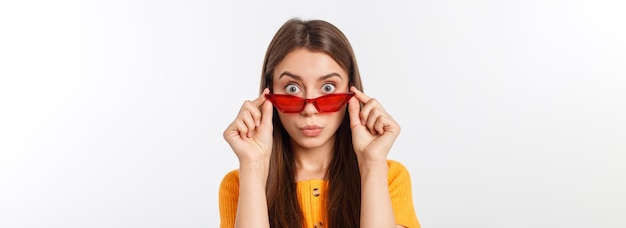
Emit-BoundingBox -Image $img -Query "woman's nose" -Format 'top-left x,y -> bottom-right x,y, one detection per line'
300,98 -> 319,115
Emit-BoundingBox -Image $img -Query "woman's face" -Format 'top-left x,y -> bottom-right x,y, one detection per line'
272,48 -> 350,151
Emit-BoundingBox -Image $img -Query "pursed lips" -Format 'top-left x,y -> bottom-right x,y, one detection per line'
300,125 -> 323,137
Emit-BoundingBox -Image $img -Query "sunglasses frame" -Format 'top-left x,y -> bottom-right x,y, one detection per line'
265,92 -> 355,113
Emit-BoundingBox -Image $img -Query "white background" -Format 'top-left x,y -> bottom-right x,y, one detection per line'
1,0 -> 625,227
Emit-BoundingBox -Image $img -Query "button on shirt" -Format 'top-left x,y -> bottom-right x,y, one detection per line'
296,180 -> 327,228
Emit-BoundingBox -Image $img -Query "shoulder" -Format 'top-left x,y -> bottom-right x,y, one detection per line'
386,160 -> 420,228
219,169 -> 240,190
386,160 -> 412,184
387,159 -> 410,176
218,170 -> 240,225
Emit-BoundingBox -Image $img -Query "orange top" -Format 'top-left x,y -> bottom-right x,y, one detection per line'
219,160 -> 420,228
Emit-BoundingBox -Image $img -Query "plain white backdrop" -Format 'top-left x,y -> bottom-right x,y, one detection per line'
1,0 -> 625,227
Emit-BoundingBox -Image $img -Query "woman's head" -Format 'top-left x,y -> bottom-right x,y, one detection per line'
262,18 -> 363,227
260,19 -> 363,150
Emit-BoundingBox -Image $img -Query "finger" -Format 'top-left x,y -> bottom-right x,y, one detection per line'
240,112 -> 257,137
243,88 -> 268,126
251,88 -> 270,108
260,89 -> 273,127
366,108 -> 381,135
223,122 -> 240,140
350,86 -> 372,104
243,101 -> 262,127
235,120 -> 249,139
374,115 -> 385,135
359,97 -> 374,124
237,100 -> 261,137
348,96 -> 362,129
259,100 -> 273,128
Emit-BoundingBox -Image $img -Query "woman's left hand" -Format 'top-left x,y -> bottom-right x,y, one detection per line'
348,86 -> 401,162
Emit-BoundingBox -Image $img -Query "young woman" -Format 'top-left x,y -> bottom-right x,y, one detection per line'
219,18 -> 420,228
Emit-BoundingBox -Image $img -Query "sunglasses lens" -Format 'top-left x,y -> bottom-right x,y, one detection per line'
266,92 -> 354,113
316,93 -> 353,112
269,95 -> 304,113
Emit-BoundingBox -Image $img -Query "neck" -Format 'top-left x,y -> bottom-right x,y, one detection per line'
292,139 -> 334,182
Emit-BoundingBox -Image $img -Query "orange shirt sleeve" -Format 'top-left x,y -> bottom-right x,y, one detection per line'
219,170 -> 239,228
388,160 -> 421,228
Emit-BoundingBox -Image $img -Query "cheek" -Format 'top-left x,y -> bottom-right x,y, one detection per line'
277,112 -> 295,130
277,112 -> 288,124
328,110 -> 348,127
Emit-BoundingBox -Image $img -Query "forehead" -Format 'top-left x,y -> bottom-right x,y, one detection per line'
273,48 -> 347,81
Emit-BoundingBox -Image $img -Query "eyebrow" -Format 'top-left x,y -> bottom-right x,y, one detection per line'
278,71 -> 343,81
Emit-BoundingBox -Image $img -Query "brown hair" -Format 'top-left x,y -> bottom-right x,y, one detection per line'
259,18 -> 364,228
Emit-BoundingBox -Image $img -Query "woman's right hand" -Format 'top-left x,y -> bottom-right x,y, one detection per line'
223,88 -> 274,164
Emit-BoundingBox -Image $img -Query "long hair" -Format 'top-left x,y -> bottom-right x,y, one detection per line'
259,18 -> 364,228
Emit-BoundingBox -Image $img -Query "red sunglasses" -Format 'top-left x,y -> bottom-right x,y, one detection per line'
265,92 -> 355,113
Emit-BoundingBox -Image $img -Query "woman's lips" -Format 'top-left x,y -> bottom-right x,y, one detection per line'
301,125 -> 322,137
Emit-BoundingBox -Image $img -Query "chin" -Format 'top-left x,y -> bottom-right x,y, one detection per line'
292,137 -> 332,150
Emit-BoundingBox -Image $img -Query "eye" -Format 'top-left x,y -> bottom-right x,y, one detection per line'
285,84 -> 301,94
321,83 -> 336,93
